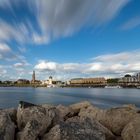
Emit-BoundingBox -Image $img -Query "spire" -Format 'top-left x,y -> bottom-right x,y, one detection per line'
32,70 -> 35,83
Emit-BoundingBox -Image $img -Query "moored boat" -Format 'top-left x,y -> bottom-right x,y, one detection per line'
105,85 -> 122,89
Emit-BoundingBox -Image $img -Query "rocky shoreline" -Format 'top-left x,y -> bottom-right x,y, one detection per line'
0,101 -> 140,140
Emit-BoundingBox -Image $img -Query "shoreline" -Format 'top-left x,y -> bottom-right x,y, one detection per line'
0,101 -> 140,140
0,84 -> 140,89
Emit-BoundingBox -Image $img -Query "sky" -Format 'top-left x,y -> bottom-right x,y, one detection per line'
0,0 -> 140,81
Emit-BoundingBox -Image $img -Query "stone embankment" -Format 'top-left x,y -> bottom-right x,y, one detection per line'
0,101 -> 140,140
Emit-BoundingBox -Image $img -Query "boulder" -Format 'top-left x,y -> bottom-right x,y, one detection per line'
69,101 -> 92,114
17,120 -> 43,140
66,116 -> 116,140
79,104 -> 138,135
2,108 -> 17,123
17,101 -> 53,130
79,105 -> 105,121
56,105 -> 75,121
101,105 -> 138,135
0,111 -> 15,140
17,101 -> 56,139
42,116 -> 116,140
121,115 -> 140,140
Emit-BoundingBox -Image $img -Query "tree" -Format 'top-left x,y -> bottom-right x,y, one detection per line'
107,78 -> 119,84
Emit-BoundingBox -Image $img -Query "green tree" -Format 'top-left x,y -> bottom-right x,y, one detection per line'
107,78 -> 119,84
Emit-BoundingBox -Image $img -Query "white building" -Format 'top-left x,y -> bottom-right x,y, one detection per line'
136,73 -> 140,83
48,76 -> 53,85
41,76 -> 54,87
119,73 -> 140,83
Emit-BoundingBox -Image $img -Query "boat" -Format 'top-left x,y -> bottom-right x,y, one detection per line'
104,85 -> 122,89
137,86 -> 140,89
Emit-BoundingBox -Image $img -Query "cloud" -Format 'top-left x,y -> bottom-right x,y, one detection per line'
0,43 -> 17,61
0,66 -> 7,77
0,19 -> 45,45
0,0 -> 130,45
0,20 -> 26,43
0,0 -> 11,8
13,62 -> 30,68
0,43 -> 11,52
35,0 -> 130,41
34,50 -> 140,80
121,17 -> 140,30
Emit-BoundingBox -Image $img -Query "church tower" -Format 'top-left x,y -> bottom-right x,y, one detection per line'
32,71 -> 35,83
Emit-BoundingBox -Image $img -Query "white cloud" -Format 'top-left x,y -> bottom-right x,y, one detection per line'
34,0 -> 130,41
35,61 -> 57,71
34,50 -> 140,80
13,62 -> 28,68
0,43 -> 16,61
0,65 -> 7,77
32,33 -> 49,45
0,43 -> 11,52
0,43 -> 27,62
121,17 -> 140,30
0,0 -> 130,45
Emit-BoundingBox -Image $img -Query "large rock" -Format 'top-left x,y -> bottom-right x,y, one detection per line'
2,108 -> 17,124
0,111 -> 15,140
17,101 -> 52,129
79,105 -> 105,121
69,101 -> 92,114
101,105 -> 138,135
66,116 -> 116,140
79,104 -> 138,135
17,101 -> 56,139
17,120 -> 43,140
42,116 -> 116,140
56,105 -> 76,121
121,115 -> 140,140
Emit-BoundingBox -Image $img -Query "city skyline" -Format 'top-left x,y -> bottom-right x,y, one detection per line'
0,0 -> 140,81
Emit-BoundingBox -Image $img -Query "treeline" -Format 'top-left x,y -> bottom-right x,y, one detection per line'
107,78 -> 119,84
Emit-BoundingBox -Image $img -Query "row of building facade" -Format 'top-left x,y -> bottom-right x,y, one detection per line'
119,73 -> 140,84
1,71 -> 140,87
69,72 -> 140,86
69,77 -> 107,85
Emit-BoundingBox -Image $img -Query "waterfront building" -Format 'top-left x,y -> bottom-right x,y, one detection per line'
48,76 -> 53,85
136,73 -> 140,83
41,76 -> 63,87
70,77 -> 107,85
119,76 -> 138,83
17,79 -> 30,84
41,80 -> 49,85
41,76 -> 53,86
119,73 -> 140,84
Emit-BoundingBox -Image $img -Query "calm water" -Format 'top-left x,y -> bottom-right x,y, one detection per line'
0,87 -> 140,109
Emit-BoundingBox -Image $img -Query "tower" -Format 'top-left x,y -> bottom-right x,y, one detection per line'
32,71 -> 35,83
48,76 -> 52,85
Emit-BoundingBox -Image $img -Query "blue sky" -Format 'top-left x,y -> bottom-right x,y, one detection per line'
0,0 -> 140,81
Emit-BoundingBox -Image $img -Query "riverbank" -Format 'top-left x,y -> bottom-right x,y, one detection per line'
1,84 -> 140,89
0,101 -> 140,140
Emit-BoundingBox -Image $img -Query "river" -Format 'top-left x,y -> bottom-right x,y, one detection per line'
0,87 -> 140,108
